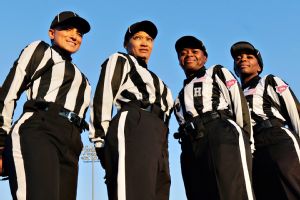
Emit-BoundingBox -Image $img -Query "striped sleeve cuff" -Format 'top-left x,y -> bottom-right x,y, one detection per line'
94,139 -> 105,148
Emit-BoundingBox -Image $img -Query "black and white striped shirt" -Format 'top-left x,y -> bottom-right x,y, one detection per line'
174,65 -> 253,138
0,40 -> 91,135
90,52 -> 173,147
242,75 -> 300,135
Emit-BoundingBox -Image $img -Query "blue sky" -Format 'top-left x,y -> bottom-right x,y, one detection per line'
1,0 -> 299,199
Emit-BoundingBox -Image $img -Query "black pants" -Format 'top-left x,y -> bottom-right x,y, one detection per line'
4,105 -> 83,200
253,126 -> 300,200
102,104 -> 170,200
180,118 -> 255,200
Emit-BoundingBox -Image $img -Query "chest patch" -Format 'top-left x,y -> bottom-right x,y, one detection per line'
194,87 -> 202,97
244,88 -> 256,96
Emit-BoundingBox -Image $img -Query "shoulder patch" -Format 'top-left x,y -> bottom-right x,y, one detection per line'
226,79 -> 237,89
275,84 -> 289,94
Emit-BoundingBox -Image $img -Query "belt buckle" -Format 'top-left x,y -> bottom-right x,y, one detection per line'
185,121 -> 195,132
141,105 -> 152,112
211,112 -> 220,120
265,120 -> 273,127
66,111 -> 76,122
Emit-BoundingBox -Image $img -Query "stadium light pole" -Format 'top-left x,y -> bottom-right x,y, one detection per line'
80,145 -> 99,200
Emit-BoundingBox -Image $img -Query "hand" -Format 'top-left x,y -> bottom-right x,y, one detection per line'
0,157 -> 3,176
0,147 -> 4,177
95,147 -> 105,169
0,147 -> 9,180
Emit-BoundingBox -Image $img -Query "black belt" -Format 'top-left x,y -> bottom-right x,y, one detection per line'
23,100 -> 89,131
253,118 -> 284,133
193,111 -> 221,124
57,109 -> 87,130
174,111 -> 223,141
124,101 -> 169,125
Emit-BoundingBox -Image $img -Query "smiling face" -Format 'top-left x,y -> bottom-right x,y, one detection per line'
48,25 -> 83,54
125,31 -> 153,63
178,48 -> 207,76
234,53 -> 261,78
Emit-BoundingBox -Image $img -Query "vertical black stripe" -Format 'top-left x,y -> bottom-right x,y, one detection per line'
55,62 -> 75,105
178,89 -> 188,119
161,85 -> 168,112
149,71 -> 161,105
212,66 -> 224,111
82,106 -> 89,124
129,65 -> 149,103
238,83 -> 252,134
111,57 -> 126,98
263,76 -> 271,118
36,65 -> 53,100
26,41 -> 50,79
212,81 -> 221,111
74,74 -> 86,114
30,58 -> 54,98
193,82 -> 203,114
93,60 -> 108,132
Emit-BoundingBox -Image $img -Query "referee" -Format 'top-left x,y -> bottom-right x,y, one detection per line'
231,41 -> 300,200
173,36 -> 255,200
90,20 -> 173,200
0,11 -> 91,200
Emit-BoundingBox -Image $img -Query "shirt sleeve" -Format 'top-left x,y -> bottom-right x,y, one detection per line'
89,53 -> 129,147
215,66 -> 253,141
0,41 -> 47,142
269,75 -> 300,135
174,95 -> 185,125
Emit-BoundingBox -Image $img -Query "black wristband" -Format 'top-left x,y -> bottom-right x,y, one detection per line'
0,133 -> 7,148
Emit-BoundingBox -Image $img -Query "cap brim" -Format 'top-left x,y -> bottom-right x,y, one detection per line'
134,21 -> 157,39
175,36 -> 199,51
175,36 -> 207,56
52,17 -> 90,34
230,42 -> 256,58
125,20 -> 157,42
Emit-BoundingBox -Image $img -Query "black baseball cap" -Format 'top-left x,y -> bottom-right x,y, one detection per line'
230,41 -> 263,75
50,11 -> 90,34
123,20 -> 158,46
175,36 -> 208,57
